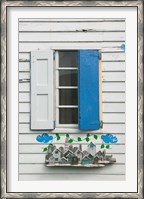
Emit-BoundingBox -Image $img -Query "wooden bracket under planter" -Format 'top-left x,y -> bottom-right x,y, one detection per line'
45,141 -> 116,168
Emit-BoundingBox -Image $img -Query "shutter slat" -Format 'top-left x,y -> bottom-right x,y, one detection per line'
78,50 -> 100,130
31,51 -> 54,130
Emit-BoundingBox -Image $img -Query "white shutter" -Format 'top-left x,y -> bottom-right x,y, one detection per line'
31,50 -> 54,130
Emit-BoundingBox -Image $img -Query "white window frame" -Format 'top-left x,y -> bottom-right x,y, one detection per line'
50,45 -> 102,134
55,50 -> 78,128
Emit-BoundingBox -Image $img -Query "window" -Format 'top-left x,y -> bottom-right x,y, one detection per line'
31,49 -> 102,131
56,51 -> 78,126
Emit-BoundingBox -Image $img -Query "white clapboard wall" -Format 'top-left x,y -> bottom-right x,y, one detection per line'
18,18 -> 125,181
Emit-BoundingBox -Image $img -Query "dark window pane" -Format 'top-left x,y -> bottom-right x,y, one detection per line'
59,51 -> 78,67
59,89 -> 78,105
59,108 -> 78,124
59,70 -> 78,86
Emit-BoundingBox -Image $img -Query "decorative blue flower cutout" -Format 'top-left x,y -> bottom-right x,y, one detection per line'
121,43 -> 125,51
101,134 -> 118,144
36,133 -> 53,143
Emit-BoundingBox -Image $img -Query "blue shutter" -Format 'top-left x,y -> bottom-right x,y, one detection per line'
78,50 -> 100,130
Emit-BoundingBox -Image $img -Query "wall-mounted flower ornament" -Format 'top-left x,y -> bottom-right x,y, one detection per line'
101,134 -> 118,144
36,133 -> 53,143
100,133 -> 118,149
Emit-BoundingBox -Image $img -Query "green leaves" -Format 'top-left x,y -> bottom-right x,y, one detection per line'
85,137 -> 90,142
100,144 -> 110,149
106,144 -> 110,149
49,133 -> 107,145
56,133 -> 60,141
66,133 -> 70,138
85,133 -> 91,142
43,147 -> 48,152
41,133 -> 112,153
93,134 -> 98,140
77,137 -> 82,142
68,139 -> 73,143
86,133 -> 90,137
56,136 -> 60,141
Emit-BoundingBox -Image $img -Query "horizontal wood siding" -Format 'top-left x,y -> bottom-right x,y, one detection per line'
19,174 -> 125,181
19,113 -> 125,124
19,42 -> 126,52
19,164 -> 125,175
19,102 -> 125,113
19,123 -> 125,134
19,18 -> 125,181
19,144 -> 125,154
19,21 -> 125,32
19,61 -> 125,72
19,32 -> 125,42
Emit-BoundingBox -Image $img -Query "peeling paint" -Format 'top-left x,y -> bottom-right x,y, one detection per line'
76,29 -> 95,32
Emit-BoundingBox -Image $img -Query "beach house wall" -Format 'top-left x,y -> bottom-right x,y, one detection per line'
18,18 -> 125,181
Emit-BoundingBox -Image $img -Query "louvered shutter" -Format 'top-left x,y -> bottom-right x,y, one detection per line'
31,51 -> 54,130
78,50 -> 100,130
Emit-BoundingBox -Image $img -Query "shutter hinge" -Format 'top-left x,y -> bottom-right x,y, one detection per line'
53,51 -> 56,60
100,120 -> 103,128
53,120 -> 56,129
99,51 -> 102,60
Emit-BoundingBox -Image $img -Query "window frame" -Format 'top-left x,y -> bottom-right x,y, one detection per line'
51,45 -> 102,133
55,50 -> 78,128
